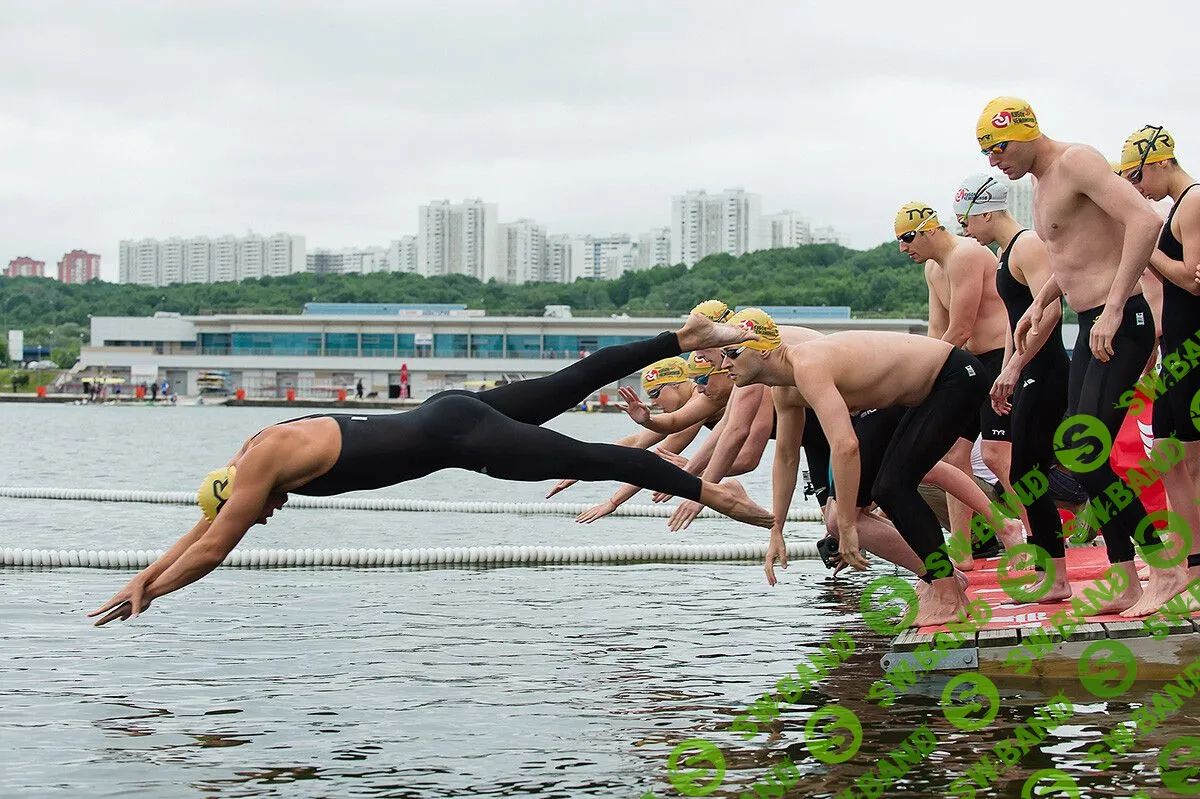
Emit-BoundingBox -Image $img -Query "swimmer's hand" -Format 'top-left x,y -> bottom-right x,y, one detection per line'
838,525 -> 870,571
1089,308 -> 1119,363
617,387 -> 651,426
653,446 -> 689,470
650,490 -> 674,503
989,366 -> 1018,415
88,574 -> 153,626
764,528 -> 788,585
575,500 -> 617,523
546,478 -> 578,498
668,499 -> 703,532
1013,306 -> 1040,355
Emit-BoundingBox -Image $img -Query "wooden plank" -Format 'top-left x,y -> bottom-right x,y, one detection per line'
1103,621 -> 1150,640
1163,617 -> 1196,636
977,629 -> 1020,648
891,631 -> 925,652
1064,622 -> 1109,642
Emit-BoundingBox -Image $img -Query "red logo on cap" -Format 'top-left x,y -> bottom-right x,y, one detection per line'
644,369 -> 659,382
739,318 -> 757,332
954,188 -> 967,202
992,111 -> 1012,128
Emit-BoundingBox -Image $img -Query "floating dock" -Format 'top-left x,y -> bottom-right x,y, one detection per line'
883,548 -> 1199,680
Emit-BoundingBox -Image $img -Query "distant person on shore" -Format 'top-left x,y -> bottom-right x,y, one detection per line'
150,381 -> 159,401
356,379 -> 364,400
88,313 -> 773,626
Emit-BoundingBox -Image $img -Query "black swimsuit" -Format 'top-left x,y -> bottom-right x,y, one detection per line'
996,230 -> 1070,559
272,333 -> 707,502
1152,184 -> 1200,443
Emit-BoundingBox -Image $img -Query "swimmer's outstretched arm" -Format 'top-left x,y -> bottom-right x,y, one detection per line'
90,458 -> 277,626
87,517 -> 212,625
617,387 -> 715,434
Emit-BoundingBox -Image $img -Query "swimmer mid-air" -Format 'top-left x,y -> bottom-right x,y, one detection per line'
88,313 -> 772,626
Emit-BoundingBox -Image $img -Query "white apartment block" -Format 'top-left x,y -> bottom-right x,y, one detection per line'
571,234 -> 633,281
159,238 -> 185,285
418,199 -> 499,281
545,234 -> 572,284
767,211 -> 812,248
212,236 -> 238,283
186,237 -> 212,283
307,247 -> 388,275
1006,177 -> 1034,230
118,233 -> 305,286
670,188 -> 763,267
118,241 -> 135,283
811,226 -> 843,245
636,227 -> 671,270
387,236 -> 419,274
498,219 -> 547,284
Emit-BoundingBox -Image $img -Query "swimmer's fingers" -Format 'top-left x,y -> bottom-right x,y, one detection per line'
653,446 -> 688,469
575,501 -> 616,523
546,479 -> 578,498
651,491 -> 674,503
667,500 -> 702,532
87,590 -> 131,618
93,601 -> 133,627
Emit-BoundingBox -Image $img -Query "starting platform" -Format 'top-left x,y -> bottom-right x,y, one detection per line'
882,548 -> 1200,681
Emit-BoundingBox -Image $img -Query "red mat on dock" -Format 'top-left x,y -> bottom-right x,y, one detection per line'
917,547 -> 1199,634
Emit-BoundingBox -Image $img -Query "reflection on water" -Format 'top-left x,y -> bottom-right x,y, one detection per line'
1,406 -> 1197,797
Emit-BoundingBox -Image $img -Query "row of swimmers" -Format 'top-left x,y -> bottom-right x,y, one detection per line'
89,95 -> 1200,631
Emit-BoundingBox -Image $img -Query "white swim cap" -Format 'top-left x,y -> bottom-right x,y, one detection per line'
953,173 -> 1008,216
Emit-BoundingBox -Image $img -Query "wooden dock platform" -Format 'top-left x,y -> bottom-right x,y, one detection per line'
883,548 -> 1199,681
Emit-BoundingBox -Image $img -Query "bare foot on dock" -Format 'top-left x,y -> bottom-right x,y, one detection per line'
703,479 -> 774,528
676,313 -> 760,351
1121,563 -> 1193,618
912,578 -> 971,628
1001,561 -> 1072,605
1085,561 -> 1142,616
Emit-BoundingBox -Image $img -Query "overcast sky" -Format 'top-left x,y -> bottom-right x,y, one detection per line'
2,0 -> 1196,281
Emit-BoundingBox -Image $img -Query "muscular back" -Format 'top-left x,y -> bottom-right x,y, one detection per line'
924,238 -> 1008,353
1034,145 -> 1133,311
788,332 -> 955,411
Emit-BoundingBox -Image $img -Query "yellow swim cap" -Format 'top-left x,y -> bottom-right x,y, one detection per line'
895,202 -> 941,237
725,308 -> 781,352
976,96 -> 1040,150
641,357 -> 690,391
686,351 -> 728,377
691,299 -> 732,322
198,465 -> 236,522
1118,125 -> 1176,173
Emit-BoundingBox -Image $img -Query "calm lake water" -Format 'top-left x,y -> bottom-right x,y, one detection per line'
0,404 -> 1196,798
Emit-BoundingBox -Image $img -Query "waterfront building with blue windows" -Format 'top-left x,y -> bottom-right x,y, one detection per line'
78,306 -> 925,399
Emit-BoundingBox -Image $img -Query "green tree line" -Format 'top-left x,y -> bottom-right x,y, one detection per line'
0,242 -> 929,346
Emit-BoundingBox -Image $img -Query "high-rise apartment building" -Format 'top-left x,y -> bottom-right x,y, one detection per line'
670,188 -> 763,267
1007,177 -> 1034,230
5,256 -> 45,278
571,235 -> 633,281
418,199 -> 499,281
387,236 -> 419,274
767,211 -> 812,248
498,219 -> 547,284
118,233 -> 305,286
636,228 -> 672,270
545,234 -> 573,284
57,250 -> 101,283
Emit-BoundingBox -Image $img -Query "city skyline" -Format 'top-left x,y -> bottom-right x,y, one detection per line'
112,187 -> 851,287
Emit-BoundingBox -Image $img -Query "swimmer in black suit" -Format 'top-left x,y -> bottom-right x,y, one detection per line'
88,313 -> 773,626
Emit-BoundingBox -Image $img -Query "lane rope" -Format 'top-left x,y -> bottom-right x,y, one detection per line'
0,486 -> 824,522
1,543 -> 820,569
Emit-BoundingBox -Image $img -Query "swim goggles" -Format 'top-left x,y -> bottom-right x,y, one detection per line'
1127,125 -> 1165,185
898,213 -> 938,244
